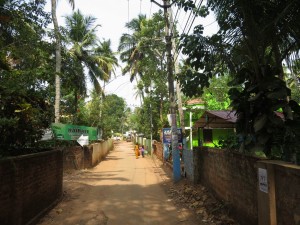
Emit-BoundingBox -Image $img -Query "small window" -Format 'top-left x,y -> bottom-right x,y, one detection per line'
203,129 -> 213,143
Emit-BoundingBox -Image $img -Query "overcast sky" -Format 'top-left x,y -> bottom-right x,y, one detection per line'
45,0 -> 218,108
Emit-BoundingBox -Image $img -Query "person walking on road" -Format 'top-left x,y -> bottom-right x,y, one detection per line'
140,145 -> 145,158
134,144 -> 139,159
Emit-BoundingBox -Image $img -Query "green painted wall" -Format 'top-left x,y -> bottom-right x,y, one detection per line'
196,128 -> 235,147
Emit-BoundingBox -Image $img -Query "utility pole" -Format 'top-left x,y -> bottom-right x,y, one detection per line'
170,9 -> 185,135
151,0 -> 181,182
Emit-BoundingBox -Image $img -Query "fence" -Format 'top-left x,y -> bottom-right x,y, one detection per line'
0,150 -> 63,225
0,139 -> 114,225
150,140 -> 300,225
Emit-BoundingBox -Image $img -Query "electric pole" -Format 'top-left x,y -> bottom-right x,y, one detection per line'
151,0 -> 181,182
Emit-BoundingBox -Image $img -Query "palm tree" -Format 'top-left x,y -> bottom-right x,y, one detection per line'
133,81 -> 145,105
118,14 -> 147,82
51,0 -> 74,123
94,39 -> 119,94
64,10 -> 119,122
65,10 -> 116,94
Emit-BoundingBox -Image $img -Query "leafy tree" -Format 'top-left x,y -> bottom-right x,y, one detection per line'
202,75 -> 231,110
86,90 -> 102,128
0,0 -> 53,152
101,94 -> 127,139
177,0 -> 300,162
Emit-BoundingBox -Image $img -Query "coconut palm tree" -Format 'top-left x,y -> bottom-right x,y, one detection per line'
65,10 -> 116,94
51,0 -> 74,123
94,39 -> 119,94
118,14 -> 147,82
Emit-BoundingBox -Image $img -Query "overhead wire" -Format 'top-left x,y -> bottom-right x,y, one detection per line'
186,0 -> 204,35
203,20 -> 217,27
180,0 -> 199,36
170,7 -> 180,36
174,0 -> 204,64
149,1 -> 152,17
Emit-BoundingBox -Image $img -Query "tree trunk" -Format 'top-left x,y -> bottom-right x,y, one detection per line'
51,0 -> 61,123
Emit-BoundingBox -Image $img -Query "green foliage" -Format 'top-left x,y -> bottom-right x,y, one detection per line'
0,0 -> 54,154
86,90 -> 102,127
178,0 -> 300,163
101,94 -> 127,139
118,12 -> 170,141
172,0 -> 209,17
228,66 -> 291,157
0,72 -> 52,150
202,75 -> 231,110
217,135 -> 240,150
62,10 -> 118,97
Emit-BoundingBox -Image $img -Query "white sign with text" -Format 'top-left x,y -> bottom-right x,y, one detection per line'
258,168 -> 268,193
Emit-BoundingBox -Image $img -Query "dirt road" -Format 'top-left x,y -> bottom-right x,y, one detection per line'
37,141 -> 196,225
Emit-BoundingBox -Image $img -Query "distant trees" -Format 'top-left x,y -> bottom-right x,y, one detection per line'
100,94 -> 128,139
118,11 -> 170,137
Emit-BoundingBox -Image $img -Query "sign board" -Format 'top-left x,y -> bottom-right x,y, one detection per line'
162,128 -> 183,144
41,129 -> 53,141
77,135 -> 89,146
51,123 -> 98,141
258,168 -> 268,193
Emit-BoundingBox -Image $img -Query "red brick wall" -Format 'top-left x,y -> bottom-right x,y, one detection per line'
63,140 -> 113,170
194,147 -> 259,225
153,141 -> 163,160
274,163 -> 300,225
84,145 -> 93,168
63,146 -> 84,170
0,150 -> 63,225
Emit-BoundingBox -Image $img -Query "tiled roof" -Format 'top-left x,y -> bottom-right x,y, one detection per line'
206,110 -> 237,123
186,98 -> 205,105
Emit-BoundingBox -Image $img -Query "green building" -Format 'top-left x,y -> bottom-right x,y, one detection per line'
182,99 -> 206,149
193,110 -> 236,147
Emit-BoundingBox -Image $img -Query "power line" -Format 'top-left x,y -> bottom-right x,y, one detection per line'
149,0 -> 152,17
174,0 -> 204,64
170,0 -> 200,64
186,0 -> 204,35
181,0 -> 198,36
127,0 -> 130,24
170,7 -> 179,35
111,80 -> 132,93
204,20 -> 217,27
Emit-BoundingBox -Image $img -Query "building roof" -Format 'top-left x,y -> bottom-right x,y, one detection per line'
206,110 -> 237,123
193,110 -> 285,129
186,98 -> 205,105
193,110 -> 237,129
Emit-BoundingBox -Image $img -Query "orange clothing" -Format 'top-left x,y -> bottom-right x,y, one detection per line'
134,145 -> 139,158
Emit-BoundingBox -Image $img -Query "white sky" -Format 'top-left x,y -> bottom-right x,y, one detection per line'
45,0 -> 218,109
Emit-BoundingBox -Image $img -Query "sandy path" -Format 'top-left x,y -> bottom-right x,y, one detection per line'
37,141 -> 193,225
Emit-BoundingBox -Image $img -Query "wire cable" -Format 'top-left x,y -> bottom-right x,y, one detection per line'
186,0 -> 204,35
180,0 -> 197,36
174,0 -> 204,64
149,0 -> 152,17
